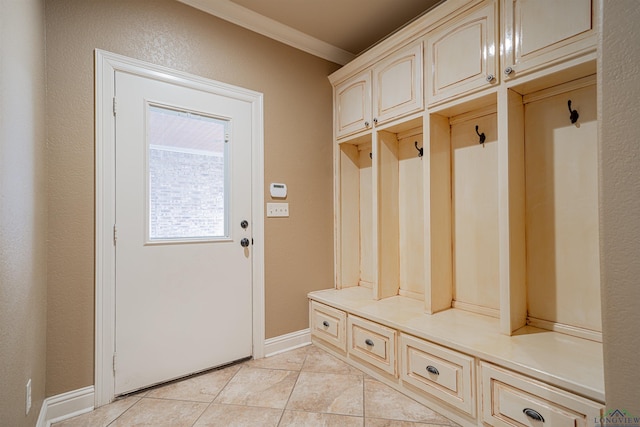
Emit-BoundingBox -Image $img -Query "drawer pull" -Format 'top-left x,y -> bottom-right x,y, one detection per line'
322,320 -> 330,327
426,365 -> 440,375
523,408 -> 545,423
364,338 -> 374,346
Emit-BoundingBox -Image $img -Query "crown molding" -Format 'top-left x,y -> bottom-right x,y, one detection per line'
177,0 -> 355,65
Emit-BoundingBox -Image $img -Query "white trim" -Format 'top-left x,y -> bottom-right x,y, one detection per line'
37,386 -> 95,427
94,49 -> 265,406
176,0 -> 355,66
264,329 -> 311,357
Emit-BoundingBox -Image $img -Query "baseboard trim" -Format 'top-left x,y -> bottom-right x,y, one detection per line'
35,331 -> 310,425
263,328 -> 311,357
37,386 -> 95,427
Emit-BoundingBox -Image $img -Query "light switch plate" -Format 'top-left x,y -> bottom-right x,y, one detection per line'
267,203 -> 289,217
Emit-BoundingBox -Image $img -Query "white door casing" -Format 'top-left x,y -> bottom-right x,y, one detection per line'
95,50 -> 265,405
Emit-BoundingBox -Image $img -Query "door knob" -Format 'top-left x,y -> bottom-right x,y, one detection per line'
240,220 -> 249,229
240,238 -> 250,247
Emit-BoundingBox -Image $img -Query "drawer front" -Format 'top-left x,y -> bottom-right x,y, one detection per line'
480,362 -> 603,427
310,301 -> 346,351
348,315 -> 397,376
400,334 -> 475,416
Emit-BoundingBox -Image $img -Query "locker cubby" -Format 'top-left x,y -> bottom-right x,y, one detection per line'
336,116 -> 426,303
337,136 -> 374,290
506,74 -> 601,341
375,120 -> 425,301
427,94 -> 500,319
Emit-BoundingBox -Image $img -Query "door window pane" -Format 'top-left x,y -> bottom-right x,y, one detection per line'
148,105 -> 229,240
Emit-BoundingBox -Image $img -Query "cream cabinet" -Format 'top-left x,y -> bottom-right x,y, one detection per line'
334,41 -> 423,140
426,0 -> 498,105
501,0 -> 597,79
373,41 -> 424,125
335,71 -> 372,139
480,362 -> 603,427
319,0 -> 603,425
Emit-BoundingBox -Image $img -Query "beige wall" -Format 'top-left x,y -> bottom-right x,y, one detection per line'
0,0 -> 48,424
599,0 -> 640,414
45,0 -> 338,397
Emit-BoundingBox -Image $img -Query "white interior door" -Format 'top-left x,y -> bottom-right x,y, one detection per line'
114,70 -> 253,395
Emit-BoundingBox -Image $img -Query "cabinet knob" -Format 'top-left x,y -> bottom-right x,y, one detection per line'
426,365 -> 440,375
364,121 -> 370,127
486,74 -> 495,83
373,118 -> 378,124
504,66 -> 514,76
322,320 -> 330,327
523,408 -> 545,423
364,338 -> 374,346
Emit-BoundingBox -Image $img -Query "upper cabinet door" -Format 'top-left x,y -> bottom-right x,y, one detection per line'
426,0 -> 498,106
502,0 -> 596,79
335,71 -> 372,140
373,41 -> 424,125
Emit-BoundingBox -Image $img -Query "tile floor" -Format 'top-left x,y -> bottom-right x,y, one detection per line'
53,344 -> 458,427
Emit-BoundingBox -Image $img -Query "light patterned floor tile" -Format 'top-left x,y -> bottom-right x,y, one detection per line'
245,345 -> 310,371
280,410 -> 364,426
364,378 -> 454,425
302,346 -> 364,375
193,403 -> 282,426
214,366 -> 298,409
365,418 -> 454,427
51,345 -> 458,427
145,364 -> 240,402
286,371 -> 364,416
109,397 -> 208,426
51,395 -> 140,427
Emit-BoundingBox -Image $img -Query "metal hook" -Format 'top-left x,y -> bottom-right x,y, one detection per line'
475,125 -> 486,145
414,141 -> 423,158
568,100 -> 579,124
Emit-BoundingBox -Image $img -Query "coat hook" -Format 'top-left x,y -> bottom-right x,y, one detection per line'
414,141 -> 423,158
568,100 -> 579,124
475,125 -> 486,145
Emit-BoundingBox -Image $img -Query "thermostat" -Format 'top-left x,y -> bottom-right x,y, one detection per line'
270,183 -> 287,198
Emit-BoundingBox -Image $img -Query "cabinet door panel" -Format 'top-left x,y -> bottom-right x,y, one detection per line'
427,0 -> 497,105
503,0 -> 596,78
374,41 -> 423,124
336,71 -> 372,139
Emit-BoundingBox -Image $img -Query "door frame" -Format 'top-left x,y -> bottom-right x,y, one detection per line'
94,49 -> 265,406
